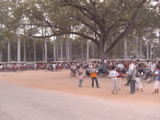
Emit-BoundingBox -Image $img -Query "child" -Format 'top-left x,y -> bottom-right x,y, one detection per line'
135,66 -> 143,92
77,66 -> 83,87
90,66 -> 99,88
117,68 -> 123,90
109,66 -> 118,94
153,65 -> 160,94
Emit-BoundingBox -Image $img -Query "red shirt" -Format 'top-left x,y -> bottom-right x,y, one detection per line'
117,71 -> 123,78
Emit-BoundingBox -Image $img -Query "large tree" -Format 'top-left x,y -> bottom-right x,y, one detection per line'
14,0 -> 160,61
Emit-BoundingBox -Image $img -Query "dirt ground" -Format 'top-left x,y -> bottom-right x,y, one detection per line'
0,70 -> 159,103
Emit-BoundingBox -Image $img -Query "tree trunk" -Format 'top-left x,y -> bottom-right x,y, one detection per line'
129,45 -> 132,59
41,40 -> 44,61
99,32 -> 105,63
87,40 -> 89,61
92,42 -> 95,58
41,25 -> 44,61
23,39 -> 26,61
140,40 -> 143,59
153,41 -> 155,59
7,39 -> 11,62
81,41 -> 84,60
150,42 -> 152,59
124,38 -> 128,59
65,37 -> 70,61
17,28 -> 21,63
34,39 -> 36,62
16,0 -> 21,63
56,41 -> 59,60
60,40 -> 63,61
159,31 -> 160,49
44,26 -> 48,62
0,49 -> 2,62
135,37 -> 138,59
28,44 -> 31,61
116,44 -> 118,58
53,37 -> 56,61
111,34 -> 115,59
146,41 -> 149,59
53,43 -> 54,60
44,39 -> 47,62
159,31 -> 160,58
70,40 -> 72,61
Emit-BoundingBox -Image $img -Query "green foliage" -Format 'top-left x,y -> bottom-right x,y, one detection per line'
0,0 -> 159,61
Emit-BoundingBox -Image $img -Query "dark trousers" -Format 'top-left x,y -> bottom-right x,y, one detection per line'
130,80 -> 136,94
79,80 -> 83,86
126,76 -> 131,85
92,77 -> 99,87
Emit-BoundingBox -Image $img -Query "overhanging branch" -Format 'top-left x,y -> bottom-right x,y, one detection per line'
105,0 -> 147,55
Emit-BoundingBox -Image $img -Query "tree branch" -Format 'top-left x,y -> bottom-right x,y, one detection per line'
73,17 -> 101,37
105,0 -> 147,55
63,0 -> 104,28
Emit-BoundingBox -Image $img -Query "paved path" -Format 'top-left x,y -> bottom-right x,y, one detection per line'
0,80 -> 160,120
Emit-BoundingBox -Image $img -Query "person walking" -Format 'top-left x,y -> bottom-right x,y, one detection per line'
77,66 -> 84,87
135,66 -> 143,92
90,66 -> 99,88
129,66 -> 138,94
109,66 -> 118,94
150,61 -> 156,72
153,65 -> 160,94
52,62 -> 57,71
125,60 -> 139,86
70,63 -> 77,77
125,61 -> 135,86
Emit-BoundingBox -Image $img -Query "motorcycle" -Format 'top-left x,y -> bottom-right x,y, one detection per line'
143,67 -> 154,83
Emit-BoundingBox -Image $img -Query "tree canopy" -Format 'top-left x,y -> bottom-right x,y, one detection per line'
1,0 -> 160,62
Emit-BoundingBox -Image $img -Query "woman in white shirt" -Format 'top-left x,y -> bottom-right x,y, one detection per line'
153,65 -> 160,94
109,66 -> 118,94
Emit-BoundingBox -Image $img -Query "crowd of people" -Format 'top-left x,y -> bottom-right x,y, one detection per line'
124,60 -> 160,94
0,59 -> 159,94
69,59 -> 160,95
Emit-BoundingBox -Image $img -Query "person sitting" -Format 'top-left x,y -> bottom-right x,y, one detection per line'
99,63 -> 105,72
116,62 -> 124,69
70,63 -> 77,76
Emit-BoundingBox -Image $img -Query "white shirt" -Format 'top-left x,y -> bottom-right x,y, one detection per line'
109,70 -> 118,80
150,63 -> 156,71
0,65 -> 3,69
71,65 -> 76,70
117,63 -> 124,69
89,64 -> 92,69
52,63 -> 56,68
127,63 -> 135,74
129,63 -> 135,70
